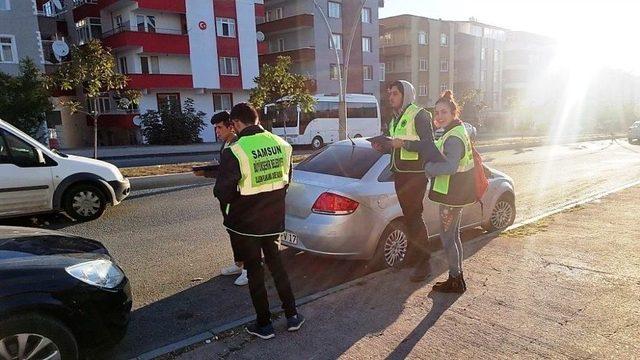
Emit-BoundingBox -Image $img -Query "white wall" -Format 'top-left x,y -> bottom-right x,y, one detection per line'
139,90 -> 250,142
132,10 -> 183,33
159,56 -> 191,74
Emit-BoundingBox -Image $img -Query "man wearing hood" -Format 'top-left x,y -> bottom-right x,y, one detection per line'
373,80 -> 444,282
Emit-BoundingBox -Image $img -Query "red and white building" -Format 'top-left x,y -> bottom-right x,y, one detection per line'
65,0 -> 266,146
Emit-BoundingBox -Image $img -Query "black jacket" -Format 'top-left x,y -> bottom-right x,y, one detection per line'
214,125 -> 291,236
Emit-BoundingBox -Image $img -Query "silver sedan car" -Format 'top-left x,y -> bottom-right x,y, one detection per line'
280,138 -> 516,268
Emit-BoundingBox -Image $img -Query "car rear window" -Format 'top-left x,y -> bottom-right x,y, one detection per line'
295,145 -> 382,179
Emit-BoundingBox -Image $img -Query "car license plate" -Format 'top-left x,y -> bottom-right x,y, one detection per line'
279,232 -> 298,245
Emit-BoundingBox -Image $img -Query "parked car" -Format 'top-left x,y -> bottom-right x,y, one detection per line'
0,119 -> 130,221
628,121 -> 640,143
0,226 -> 132,360
280,138 -> 516,268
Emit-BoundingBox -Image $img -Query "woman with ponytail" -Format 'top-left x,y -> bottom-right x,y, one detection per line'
424,90 -> 476,293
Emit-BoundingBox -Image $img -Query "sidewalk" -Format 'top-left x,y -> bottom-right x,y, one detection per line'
173,185 -> 640,359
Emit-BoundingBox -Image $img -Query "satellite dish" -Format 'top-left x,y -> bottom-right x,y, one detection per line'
52,40 -> 69,62
133,115 -> 143,126
256,31 -> 265,42
52,0 -> 63,10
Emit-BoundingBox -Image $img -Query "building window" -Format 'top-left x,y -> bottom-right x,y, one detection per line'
363,65 -> 373,80
136,15 -> 156,33
440,33 -> 448,47
329,63 -> 343,80
440,83 -> 447,93
219,57 -> 239,76
118,56 -> 128,74
328,1 -> 341,19
361,7 -> 371,23
0,0 -> 9,11
480,70 -> 486,83
277,38 -> 285,52
380,63 -> 385,82
440,59 -> 449,72
157,93 -> 181,111
385,60 -> 395,73
87,96 -> 112,114
216,18 -> 236,38
418,31 -> 427,45
0,36 -> 17,63
213,93 -> 233,111
362,37 -> 372,52
419,58 -> 428,71
113,15 -> 123,31
76,18 -> 102,45
329,33 -> 342,50
494,49 -> 500,62
418,85 -> 427,97
140,56 -> 159,74
481,47 -> 486,61
266,7 -> 283,22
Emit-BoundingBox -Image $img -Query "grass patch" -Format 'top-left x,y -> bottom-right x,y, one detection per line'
121,154 -> 310,178
502,218 -> 553,238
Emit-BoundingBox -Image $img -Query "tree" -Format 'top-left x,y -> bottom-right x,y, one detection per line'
47,39 -> 140,158
0,58 -> 53,138
138,98 -> 206,145
458,89 -> 483,126
248,56 -> 314,129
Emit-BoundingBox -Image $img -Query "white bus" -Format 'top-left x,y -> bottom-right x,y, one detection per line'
264,94 -> 381,149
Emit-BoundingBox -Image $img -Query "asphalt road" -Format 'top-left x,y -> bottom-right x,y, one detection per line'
2,139 -> 639,359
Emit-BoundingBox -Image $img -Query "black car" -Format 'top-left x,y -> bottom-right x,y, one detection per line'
0,226 -> 132,360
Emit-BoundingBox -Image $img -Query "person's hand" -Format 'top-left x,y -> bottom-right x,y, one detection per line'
391,138 -> 404,149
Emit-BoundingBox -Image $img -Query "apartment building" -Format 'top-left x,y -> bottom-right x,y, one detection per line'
503,31 -> 556,107
380,15 -> 456,110
0,0 -> 44,76
258,0 -> 384,97
454,19 -> 507,112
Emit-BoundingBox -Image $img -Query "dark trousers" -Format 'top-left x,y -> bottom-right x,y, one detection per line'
235,234 -> 297,326
394,172 -> 431,262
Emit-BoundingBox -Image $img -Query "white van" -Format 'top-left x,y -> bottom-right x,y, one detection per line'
0,119 -> 130,221
266,94 -> 381,149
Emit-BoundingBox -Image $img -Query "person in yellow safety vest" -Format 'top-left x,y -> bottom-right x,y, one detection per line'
213,103 -> 304,340
372,80 -> 446,282
210,111 -> 249,286
425,90 -> 476,294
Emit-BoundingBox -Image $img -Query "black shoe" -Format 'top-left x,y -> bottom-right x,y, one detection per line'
246,322 -> 275,340
409,258 -> 431,282
286,314 -> 305,332
432,272 -> 466,293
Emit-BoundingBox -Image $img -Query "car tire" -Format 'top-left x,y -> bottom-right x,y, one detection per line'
370,220 -> 409,269
63,183 -> 107,222
311,136 -> 324,150
483,193 -> 516,232
354,134 -> 362,138
0,313 -> 79,360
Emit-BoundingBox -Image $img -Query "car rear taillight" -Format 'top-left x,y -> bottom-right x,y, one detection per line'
312,192 -> 359,215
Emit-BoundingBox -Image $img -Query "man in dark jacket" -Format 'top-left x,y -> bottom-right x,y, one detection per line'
214,103 -> 304,340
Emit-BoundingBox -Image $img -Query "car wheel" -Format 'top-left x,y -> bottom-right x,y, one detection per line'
483,194 -> 516,232
311,136 -> 324,150
370,220 -> 408,269
353,134 -> 362,138
0,314 -> 79,360
63,183 -> 107,222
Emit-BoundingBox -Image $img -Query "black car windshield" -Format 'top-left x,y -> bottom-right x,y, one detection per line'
295,145 -> 382,179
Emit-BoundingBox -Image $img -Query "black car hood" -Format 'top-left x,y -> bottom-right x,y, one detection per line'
0,227 -> 108,265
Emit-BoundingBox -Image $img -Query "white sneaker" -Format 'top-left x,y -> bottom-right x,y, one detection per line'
234,270 -> 248,286
221,264 -> 243,276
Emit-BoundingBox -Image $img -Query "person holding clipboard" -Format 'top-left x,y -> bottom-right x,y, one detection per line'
371,80 -> 444,282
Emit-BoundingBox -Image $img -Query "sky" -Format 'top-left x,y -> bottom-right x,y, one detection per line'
379,0 -> 640,74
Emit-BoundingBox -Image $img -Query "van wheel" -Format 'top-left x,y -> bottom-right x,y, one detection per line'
0,313 -> 79,360
311,136 -> 324,150
369,220 -> 408,269
354,134 -> 362,138
63,183 -> 107,222
483,194 -> 516,232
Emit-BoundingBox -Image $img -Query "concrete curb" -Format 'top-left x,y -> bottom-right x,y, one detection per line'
130,177 -> 640,360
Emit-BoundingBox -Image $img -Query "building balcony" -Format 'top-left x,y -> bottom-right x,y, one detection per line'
102,23 -> 189,54
257,14 -> 314,34
381,43 -> 411,57
98,0 -> 186,13
125,74 -> 193,89
71,0 -> 100,22
259,47 -> 315,65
